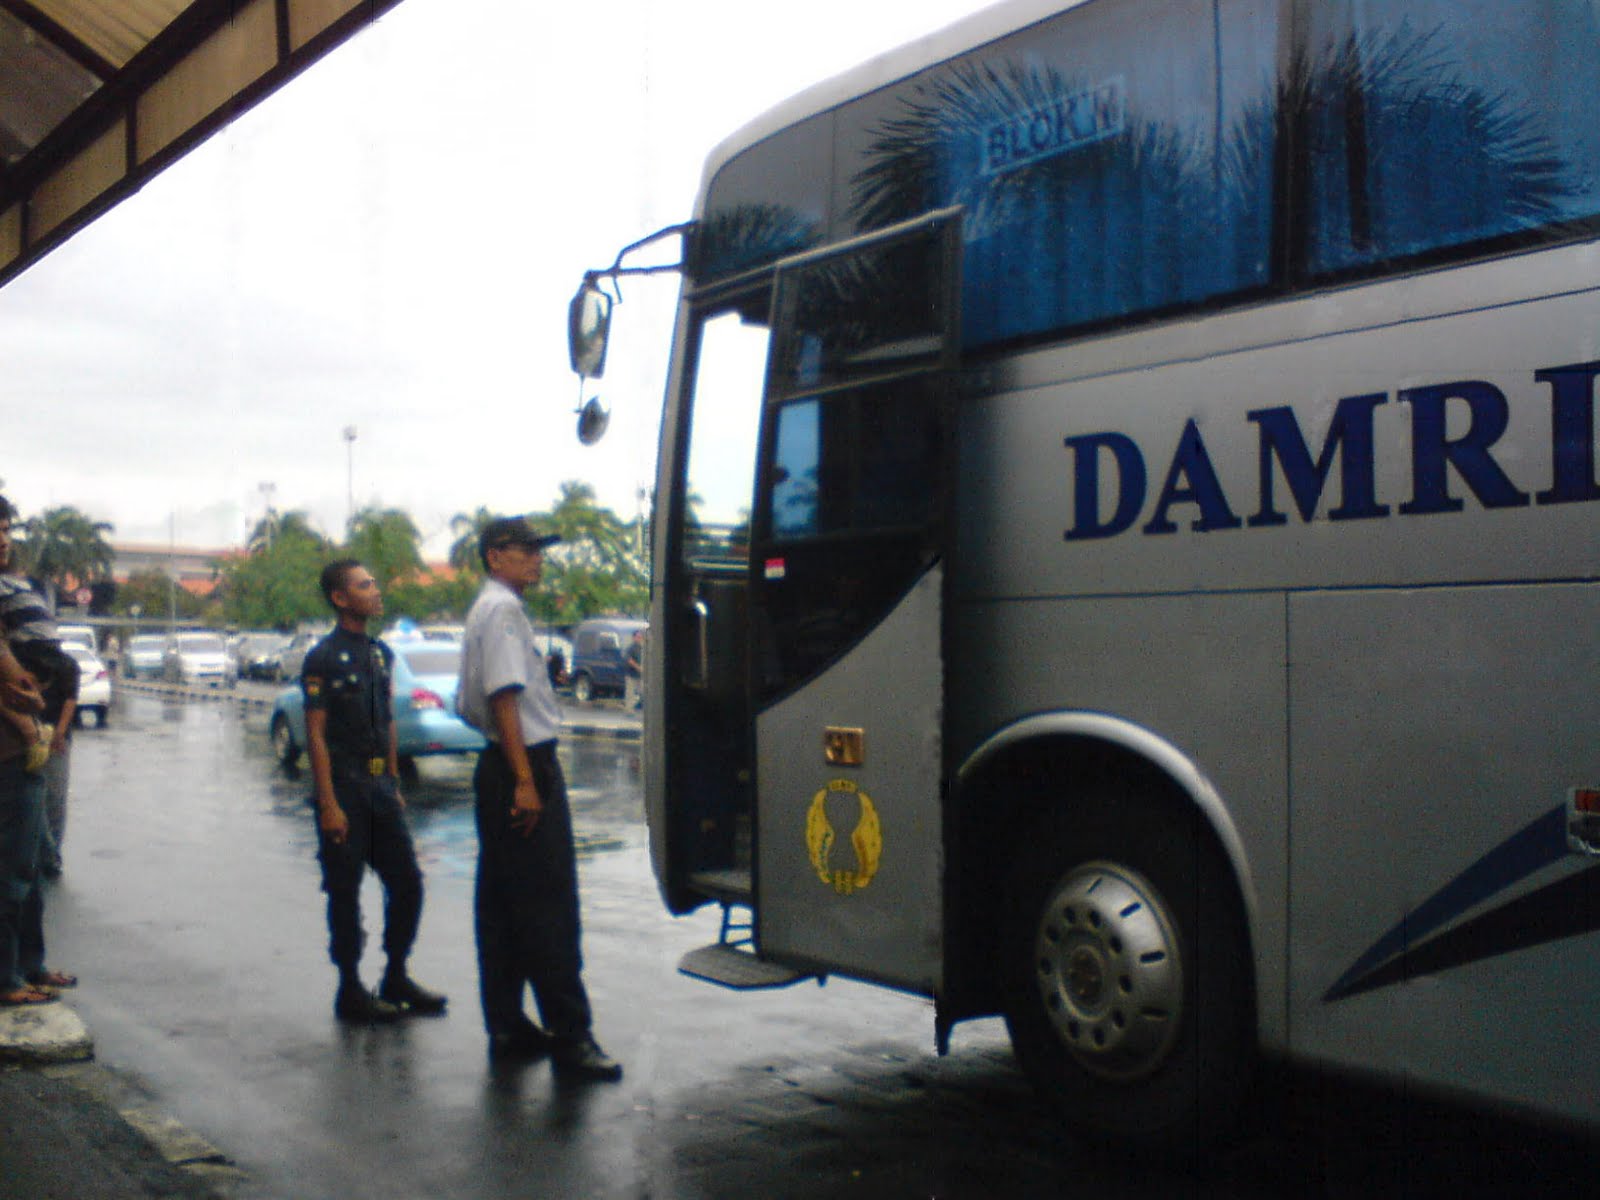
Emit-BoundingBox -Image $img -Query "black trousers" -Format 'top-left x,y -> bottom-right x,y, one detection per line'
473,742 -> 592,1041
315,774 -> 424,974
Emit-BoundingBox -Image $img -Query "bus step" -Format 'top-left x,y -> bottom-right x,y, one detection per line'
678,944 -> 811,990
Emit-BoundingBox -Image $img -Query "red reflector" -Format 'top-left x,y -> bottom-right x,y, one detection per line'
410,688 -> 444,710
1575,789 -> 1600,814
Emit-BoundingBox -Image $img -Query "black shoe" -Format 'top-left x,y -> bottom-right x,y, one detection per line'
379,973 -> 448,1016
488,1024 -> 554,1062
552,1036 -> 623,1082
334,983 -> 403,1024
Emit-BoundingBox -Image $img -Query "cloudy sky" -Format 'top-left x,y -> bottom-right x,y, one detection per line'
0,0 -> 984,556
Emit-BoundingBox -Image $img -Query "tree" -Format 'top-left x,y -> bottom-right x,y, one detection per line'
447,506 -> 497,576
217,509 -> 332,629
345,506 -> 424,591
20,505 -> 115,607
526,481 -> 648,623
114,567 -> 205,621
217,534 -> 329,630
246,509 -> 329,556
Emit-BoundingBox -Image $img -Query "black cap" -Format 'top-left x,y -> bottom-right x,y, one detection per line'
480,516 -> 561,557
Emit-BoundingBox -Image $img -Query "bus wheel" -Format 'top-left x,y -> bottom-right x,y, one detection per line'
1002,796 -> 1253,1157
572,673 -> 594,704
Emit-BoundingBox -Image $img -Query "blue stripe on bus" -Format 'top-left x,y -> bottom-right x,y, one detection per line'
1323,804 -> 1571,1002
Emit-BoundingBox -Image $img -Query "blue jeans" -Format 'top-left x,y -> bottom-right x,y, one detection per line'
0,757 -> 46,990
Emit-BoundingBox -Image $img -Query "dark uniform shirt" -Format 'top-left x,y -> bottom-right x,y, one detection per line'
301,626 -> 394,774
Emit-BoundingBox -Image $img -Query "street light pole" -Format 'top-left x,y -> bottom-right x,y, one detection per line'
342,426 -> 358,533
167,511 -> 177,631
258,481 -> 276,549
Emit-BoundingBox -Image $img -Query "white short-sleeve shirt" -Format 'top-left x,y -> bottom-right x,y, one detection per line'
457,578 -> 561,746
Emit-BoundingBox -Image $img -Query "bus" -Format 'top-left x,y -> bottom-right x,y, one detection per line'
569,0 -> 1600,1153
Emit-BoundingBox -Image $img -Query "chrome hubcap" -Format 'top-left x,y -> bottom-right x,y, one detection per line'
1033,860 -> 1183,1082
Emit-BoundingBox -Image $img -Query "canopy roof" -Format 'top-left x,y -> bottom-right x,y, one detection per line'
0,0 -> 405,289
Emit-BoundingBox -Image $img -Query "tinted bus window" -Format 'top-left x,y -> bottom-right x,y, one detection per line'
842,0 -> 1278,348
1302,0 -> 1600,276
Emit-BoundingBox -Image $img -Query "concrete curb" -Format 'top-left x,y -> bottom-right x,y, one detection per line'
115,679 -> 274,712
564,721 -> 642,742
118,679 -> 645,740
39,1060 -> 246,1195
0,1000 -> 93,1064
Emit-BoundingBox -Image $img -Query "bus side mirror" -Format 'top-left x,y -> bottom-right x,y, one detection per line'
577,396 -> 611,445
568,278 -> 613,379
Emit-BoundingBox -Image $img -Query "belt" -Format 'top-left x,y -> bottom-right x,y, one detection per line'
333,754 -> 388,777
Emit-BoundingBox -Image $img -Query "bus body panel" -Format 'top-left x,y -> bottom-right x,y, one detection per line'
953,283 -> 1600,604
1288,583 -> 1600,1127
756,564 -> 945,992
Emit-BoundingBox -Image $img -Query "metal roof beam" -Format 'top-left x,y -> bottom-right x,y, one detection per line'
0,0 -> 117,81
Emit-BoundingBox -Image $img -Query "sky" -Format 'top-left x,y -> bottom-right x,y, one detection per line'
0,0 -> 986,558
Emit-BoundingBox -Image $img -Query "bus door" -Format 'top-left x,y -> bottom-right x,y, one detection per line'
748,212 -> 961,992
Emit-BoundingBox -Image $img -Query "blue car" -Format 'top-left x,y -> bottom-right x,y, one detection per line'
269,637 -> 485,773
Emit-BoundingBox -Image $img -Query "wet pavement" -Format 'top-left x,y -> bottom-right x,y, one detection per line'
24,690 -> 1599,1198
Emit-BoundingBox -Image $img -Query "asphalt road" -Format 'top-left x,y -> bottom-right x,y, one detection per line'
29,690 -> 1599,1199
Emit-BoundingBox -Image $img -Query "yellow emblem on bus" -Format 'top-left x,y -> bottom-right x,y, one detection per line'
805,778 -> 882,895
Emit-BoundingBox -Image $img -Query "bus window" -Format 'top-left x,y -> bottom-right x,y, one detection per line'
1302,0 -> 1600,276
681,307 -> 771,567
768,388 -> 944,542
838,0 -> 1278,348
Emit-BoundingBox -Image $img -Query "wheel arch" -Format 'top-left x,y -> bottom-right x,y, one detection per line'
945,712 -> 1259,1022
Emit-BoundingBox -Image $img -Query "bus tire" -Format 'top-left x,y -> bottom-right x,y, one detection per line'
1001,791 -> 1253,1157
572,673 -> 594,704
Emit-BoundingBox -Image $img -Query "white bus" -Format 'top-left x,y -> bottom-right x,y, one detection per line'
570,0 -> 1600,1153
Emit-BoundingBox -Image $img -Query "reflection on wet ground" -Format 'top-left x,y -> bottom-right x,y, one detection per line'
43,694 -> 1600,1199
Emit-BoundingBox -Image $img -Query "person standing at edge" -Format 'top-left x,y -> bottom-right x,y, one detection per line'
0,496 -> 76,1007
303,559 -> 447,1024
457,517 -> 622,1080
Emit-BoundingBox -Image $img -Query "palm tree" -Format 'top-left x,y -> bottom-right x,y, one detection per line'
446,506 -> 498,575
246,509 -> 328,555
345,506 -> 424,590
22,506 -> 114,608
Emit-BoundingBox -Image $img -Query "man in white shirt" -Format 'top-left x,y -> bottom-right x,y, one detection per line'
456,516 -> 622,1081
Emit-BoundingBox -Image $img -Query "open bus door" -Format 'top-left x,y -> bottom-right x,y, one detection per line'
663,212 -> 962,991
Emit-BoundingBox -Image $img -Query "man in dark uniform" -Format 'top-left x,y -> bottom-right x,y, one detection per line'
457,517 -> 621,1079
302,559 -> 446,1023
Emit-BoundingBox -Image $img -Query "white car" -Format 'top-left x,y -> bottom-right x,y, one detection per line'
58,624 -> 97,653
163,631 -> 236,686
64,644 -> 111,726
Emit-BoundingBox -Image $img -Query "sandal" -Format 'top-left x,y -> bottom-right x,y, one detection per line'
0,985 -> 59,1006
27,970 -> 77,989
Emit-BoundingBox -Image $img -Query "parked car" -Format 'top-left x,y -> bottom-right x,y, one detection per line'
275,630 -> 320,685
57,624 -> 97,653
64,644 -> 111,727
232,632 -> 290,681
269,639 -> 486,772
120,634 -> 167,679
568,618 -> 646,703
163,631 -> 236,686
